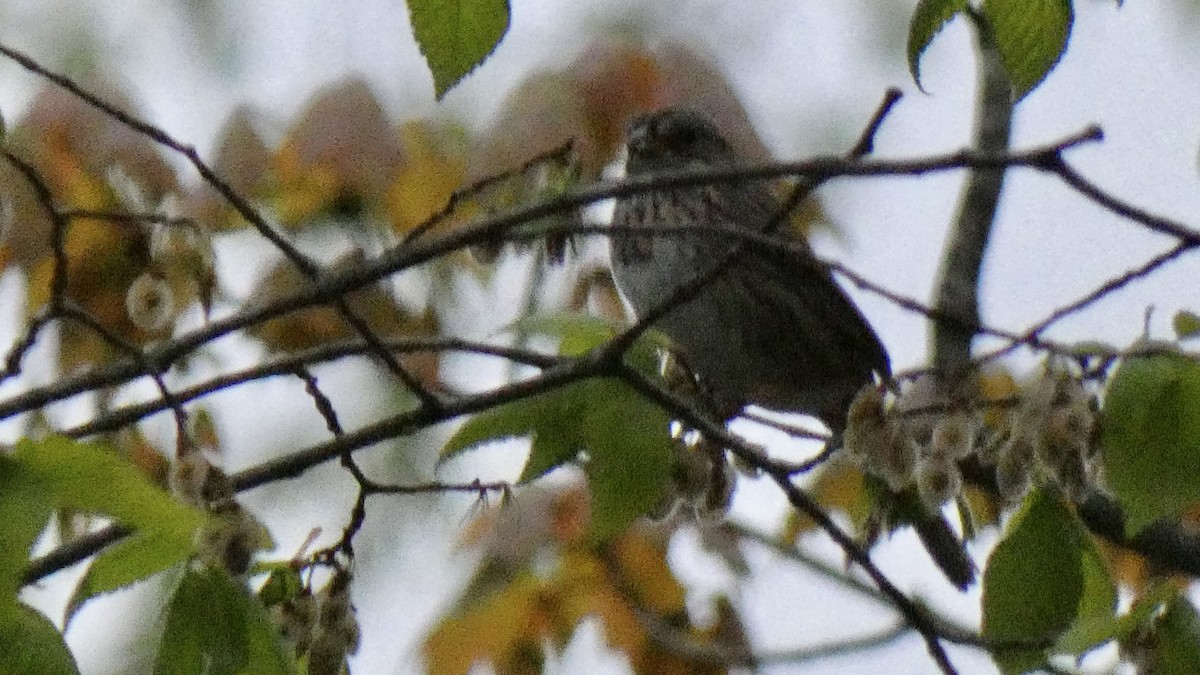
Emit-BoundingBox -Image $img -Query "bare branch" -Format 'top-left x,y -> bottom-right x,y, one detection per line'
63,336 -> 559,439
0,41 -> 443,408
981,241 -> 1195,363
0,127 -> 1108,425
0,42 -> 316,274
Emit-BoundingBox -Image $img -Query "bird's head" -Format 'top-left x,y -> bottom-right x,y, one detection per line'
624,107 -> 734,173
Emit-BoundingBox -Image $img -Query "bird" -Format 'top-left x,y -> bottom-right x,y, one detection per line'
609,107 -> 889,429
608,107 -> 974,589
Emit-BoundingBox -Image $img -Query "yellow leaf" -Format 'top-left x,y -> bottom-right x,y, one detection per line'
979,366 -> 1019,430
270,146 -> 340,225
387,120 -> 467,235
610,530 -> 686,615
961,484 -> 1002,531
555,550 -> 645,656
784,458 -> 868,539
246,251 -> 441,383
424,572 -> 546,675
269,77 -> 404,226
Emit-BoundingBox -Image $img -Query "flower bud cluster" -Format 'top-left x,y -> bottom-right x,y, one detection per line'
170,450 -> 265,576
991,372 -> 1098,504
654,434 -> 737,523
305,569 -> 361,675
844,366 -> 1099,512
845,382 -> 978,510
269,567 -> 360,674
114,175 -> 216,334
126,271 -> 175,332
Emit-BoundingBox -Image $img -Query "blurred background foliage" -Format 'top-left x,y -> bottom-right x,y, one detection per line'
6,0 -> 1200,673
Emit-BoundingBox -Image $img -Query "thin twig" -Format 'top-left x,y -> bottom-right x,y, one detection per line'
980,241 -> 1195,363
0,43 -> 316,274
401,139 -> 576,244
612,364 -> 955,672
0,151 -> 70,383
61,336 -> 560,438
0,41 -> 440,408
58,302 -> 190,451
1054,159 -> 1200,246
61,209 -> 198,228
20,478 -> 509,586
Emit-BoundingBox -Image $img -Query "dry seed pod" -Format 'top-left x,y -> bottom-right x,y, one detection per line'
893,374 -> 943,447
126,271 -> 175,332
916,456 -> 963,509
1048,439 -> 1092,501
844,384 -> 890,463
197,501 -> 262,575
1043,404 -> 1094,451
169,453 -> 233,508
930,413 -> 977,461
875,428 -> 918,492
312,569 -> 360,663
305,629 -> 350,675
169,451 -> 213,508
996,434 -> 1035,504
273,591 -> 317,653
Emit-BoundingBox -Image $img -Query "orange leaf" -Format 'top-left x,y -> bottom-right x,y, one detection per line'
609,530 -> 686,616
554,550 -> 645,656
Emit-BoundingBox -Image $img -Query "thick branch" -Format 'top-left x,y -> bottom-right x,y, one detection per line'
931,11 -> 1013,378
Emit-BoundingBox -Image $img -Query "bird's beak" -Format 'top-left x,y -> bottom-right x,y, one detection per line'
626,120 -> 651,156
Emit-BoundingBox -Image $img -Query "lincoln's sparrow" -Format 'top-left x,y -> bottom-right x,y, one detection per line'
610,107 -> 889,431
609,107 -> 974,589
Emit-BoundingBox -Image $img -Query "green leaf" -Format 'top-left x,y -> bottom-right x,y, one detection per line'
1174,310 -> 1200,340
1075,522 -> 1117,621
256,563 -> 305,608
0,455 -> 58,599
7,436 -> 207,621
982,0 -> 1072,100
512,312 -> 617,357
907,0 -> 969,92
510,311 -> 669,375
440,385 -> 578,481
1100,351 -> 1200,535
516,386 -> 588,483
0,602 -> 80,675
579,380 -> 673,542
442,313 -> 676,540
155,565 -> 296,675
1,436 -> 206,621
1141,595 -> 1200,675
441,377 -> 673,540
1055,581 -> 1175,655
982,489 -> 1111,674
407,0 -> 510,99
